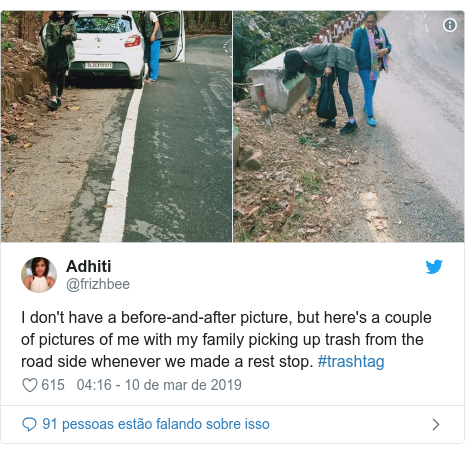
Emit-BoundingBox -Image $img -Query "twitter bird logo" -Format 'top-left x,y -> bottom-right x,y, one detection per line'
426,260 -> 443,274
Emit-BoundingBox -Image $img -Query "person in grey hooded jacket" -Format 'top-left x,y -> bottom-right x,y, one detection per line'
284,43 -> 358,134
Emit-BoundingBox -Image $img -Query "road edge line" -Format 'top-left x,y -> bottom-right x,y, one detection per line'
99,87 -> 144,242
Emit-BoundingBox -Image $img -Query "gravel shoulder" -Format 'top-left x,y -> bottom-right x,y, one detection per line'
1,84 -> 123,242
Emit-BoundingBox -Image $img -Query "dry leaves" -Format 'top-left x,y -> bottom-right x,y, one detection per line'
338,158 -> 360,166
243,206 -> 260,219
284,204 -> 293,216
23,142 -> 33,149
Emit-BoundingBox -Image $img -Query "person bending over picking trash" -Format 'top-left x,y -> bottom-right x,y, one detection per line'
284,43 -> 357,134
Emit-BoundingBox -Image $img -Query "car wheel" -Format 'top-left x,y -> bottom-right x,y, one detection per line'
132,69 -> 144,89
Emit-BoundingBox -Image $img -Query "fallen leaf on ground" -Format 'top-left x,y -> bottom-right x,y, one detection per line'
262,196 -> 280,203
7,191 -> 14,197
104,204 -> 113,209
68,106 -> 80,111
338,158 -> 360,166
23,143 -> 33,148
326,196 -> 333,204
243,206 -> 260,219
3,228 -> 12,233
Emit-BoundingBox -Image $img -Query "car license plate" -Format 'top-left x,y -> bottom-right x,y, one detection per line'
85,62 -> 113,69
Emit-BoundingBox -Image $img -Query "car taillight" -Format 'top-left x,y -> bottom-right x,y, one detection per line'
125,35 -> 141,47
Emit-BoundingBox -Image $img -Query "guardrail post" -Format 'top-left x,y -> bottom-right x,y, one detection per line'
254,84 -> 272,128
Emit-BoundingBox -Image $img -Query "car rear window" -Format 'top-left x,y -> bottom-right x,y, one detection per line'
75,16 -> 132,34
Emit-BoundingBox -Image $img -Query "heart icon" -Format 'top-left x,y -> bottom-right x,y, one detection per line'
23,378 -> 38,393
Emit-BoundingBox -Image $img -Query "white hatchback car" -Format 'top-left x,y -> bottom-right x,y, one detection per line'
41,11 -> 185,89
71,11 -> 145,88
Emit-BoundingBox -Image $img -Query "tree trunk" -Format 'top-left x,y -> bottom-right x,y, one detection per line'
19,11 -> 38,43
41,11 -> 52,25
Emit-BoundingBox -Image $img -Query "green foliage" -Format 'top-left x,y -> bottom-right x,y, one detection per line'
1,11 -> 12,24
299,136 -> 319,147
233,11 -> 348,101
300,170 -> 323,194
1,42 -> 14,50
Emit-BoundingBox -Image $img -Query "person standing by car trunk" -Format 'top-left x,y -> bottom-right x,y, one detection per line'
44,11 -> 76,110
140,11 -> 163,82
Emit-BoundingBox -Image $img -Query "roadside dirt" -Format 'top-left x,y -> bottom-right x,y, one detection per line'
1,19 -> 126,242
1,84 -> 121,242
234,86 -> 373,243
234,74 -> 463,243
1,22 -> 43,78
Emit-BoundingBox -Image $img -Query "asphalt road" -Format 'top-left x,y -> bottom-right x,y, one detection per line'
66,35 -> 232,242
376,11 -> 464,213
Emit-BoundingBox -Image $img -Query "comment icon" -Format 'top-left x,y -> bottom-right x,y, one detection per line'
22,417 -> 37,432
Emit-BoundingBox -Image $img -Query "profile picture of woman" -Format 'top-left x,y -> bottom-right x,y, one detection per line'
22,257 -> 57,293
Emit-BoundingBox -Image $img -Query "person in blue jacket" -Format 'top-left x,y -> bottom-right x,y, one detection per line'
351,11 -> 392,126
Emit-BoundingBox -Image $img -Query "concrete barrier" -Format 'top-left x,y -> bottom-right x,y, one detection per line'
247,48 -> 309,113
246,12 -> 365,114
233,125 -> 240,167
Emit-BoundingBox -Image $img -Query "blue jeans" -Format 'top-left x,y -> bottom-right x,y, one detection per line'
334,66 -> 354,118
145,39 -> 161,80
358,70 -> 378,117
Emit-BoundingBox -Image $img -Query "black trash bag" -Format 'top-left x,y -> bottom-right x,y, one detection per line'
46,38 -> 69,74
316,73 -> 337,120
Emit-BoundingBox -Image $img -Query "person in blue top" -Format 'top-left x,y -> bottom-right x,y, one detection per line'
351,11 -> 392,127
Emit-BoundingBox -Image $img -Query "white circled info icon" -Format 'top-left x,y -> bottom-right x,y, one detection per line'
443,18 -> 457,32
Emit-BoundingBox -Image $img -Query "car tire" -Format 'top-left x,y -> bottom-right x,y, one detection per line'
133,69 -> 144,89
